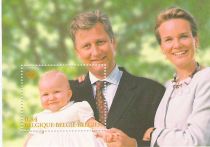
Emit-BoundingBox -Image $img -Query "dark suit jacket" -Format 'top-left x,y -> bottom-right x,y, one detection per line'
70,68 -> 165,146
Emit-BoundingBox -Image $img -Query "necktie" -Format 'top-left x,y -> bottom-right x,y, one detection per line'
95,81 -> 108,125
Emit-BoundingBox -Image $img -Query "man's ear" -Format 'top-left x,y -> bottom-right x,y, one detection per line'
111,38 -> 117,55
74,47 -> 81,59
112,38 -> 117,49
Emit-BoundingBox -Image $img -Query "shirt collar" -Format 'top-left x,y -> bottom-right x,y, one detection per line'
89,65 -> 122,85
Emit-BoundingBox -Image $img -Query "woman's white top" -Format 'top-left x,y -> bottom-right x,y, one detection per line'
151,67 -> 210,146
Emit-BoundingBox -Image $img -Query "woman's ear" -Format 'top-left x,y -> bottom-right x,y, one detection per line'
194,36 -> 199,49
160,45 -> 168,59
160,45 -> 166,55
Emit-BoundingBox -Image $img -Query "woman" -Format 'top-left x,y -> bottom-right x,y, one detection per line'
144,7 -> 210,146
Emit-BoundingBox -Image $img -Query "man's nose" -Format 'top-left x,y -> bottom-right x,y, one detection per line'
91,45 -> 100,56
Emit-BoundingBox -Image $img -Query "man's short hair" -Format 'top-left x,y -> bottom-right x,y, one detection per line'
69,10 -> 114,44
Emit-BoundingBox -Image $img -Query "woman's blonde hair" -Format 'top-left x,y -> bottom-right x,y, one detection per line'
155,7 -> 198,44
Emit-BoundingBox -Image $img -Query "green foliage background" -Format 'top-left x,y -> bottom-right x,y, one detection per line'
2,0 -> 210,146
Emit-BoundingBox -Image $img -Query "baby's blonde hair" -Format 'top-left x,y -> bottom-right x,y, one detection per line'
39,70 -> 71,89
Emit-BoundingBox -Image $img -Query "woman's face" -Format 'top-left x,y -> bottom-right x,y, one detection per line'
158,18 -> 198,68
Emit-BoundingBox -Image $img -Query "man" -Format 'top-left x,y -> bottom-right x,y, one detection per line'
69,10 -> 165,147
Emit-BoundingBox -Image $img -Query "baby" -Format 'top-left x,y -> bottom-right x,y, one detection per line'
24,70 -> 109,147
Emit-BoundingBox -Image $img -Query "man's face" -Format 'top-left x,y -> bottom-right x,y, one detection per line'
74,23 -> 116,79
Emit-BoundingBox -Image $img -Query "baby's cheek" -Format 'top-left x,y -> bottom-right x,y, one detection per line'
59,94 -> 70,102
41,98 -> 46,103
41,100 -> 48,108
55,93 -> 63,97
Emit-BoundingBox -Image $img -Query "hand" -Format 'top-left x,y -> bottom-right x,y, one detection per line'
74,75 -> 85,83
86,117 -> 104,128
106,128 -> 137,147
95,129 -> 117,143
142,127 -> 155,141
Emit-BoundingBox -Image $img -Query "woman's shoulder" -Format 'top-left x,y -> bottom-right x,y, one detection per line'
164,80 -> 172,87
195,67 -> 210,80
192,67 -> 210,88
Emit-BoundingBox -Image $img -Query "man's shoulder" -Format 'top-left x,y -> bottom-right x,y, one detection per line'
122,68 -> 164,89
69,79 -> 79,86
69,80 -> 84,96
135,76 -> 164,91
69,73 -> 90,88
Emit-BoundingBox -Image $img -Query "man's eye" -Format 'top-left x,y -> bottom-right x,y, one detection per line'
180,35 -> 188,39
96,40 -> 105,45
83,44 -> 90,49
164,38 -> 172,42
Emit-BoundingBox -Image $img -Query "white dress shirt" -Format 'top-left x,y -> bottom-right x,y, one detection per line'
89,65 -> 123,111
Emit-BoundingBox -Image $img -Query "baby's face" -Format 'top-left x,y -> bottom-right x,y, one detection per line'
39,75 -> 72,112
